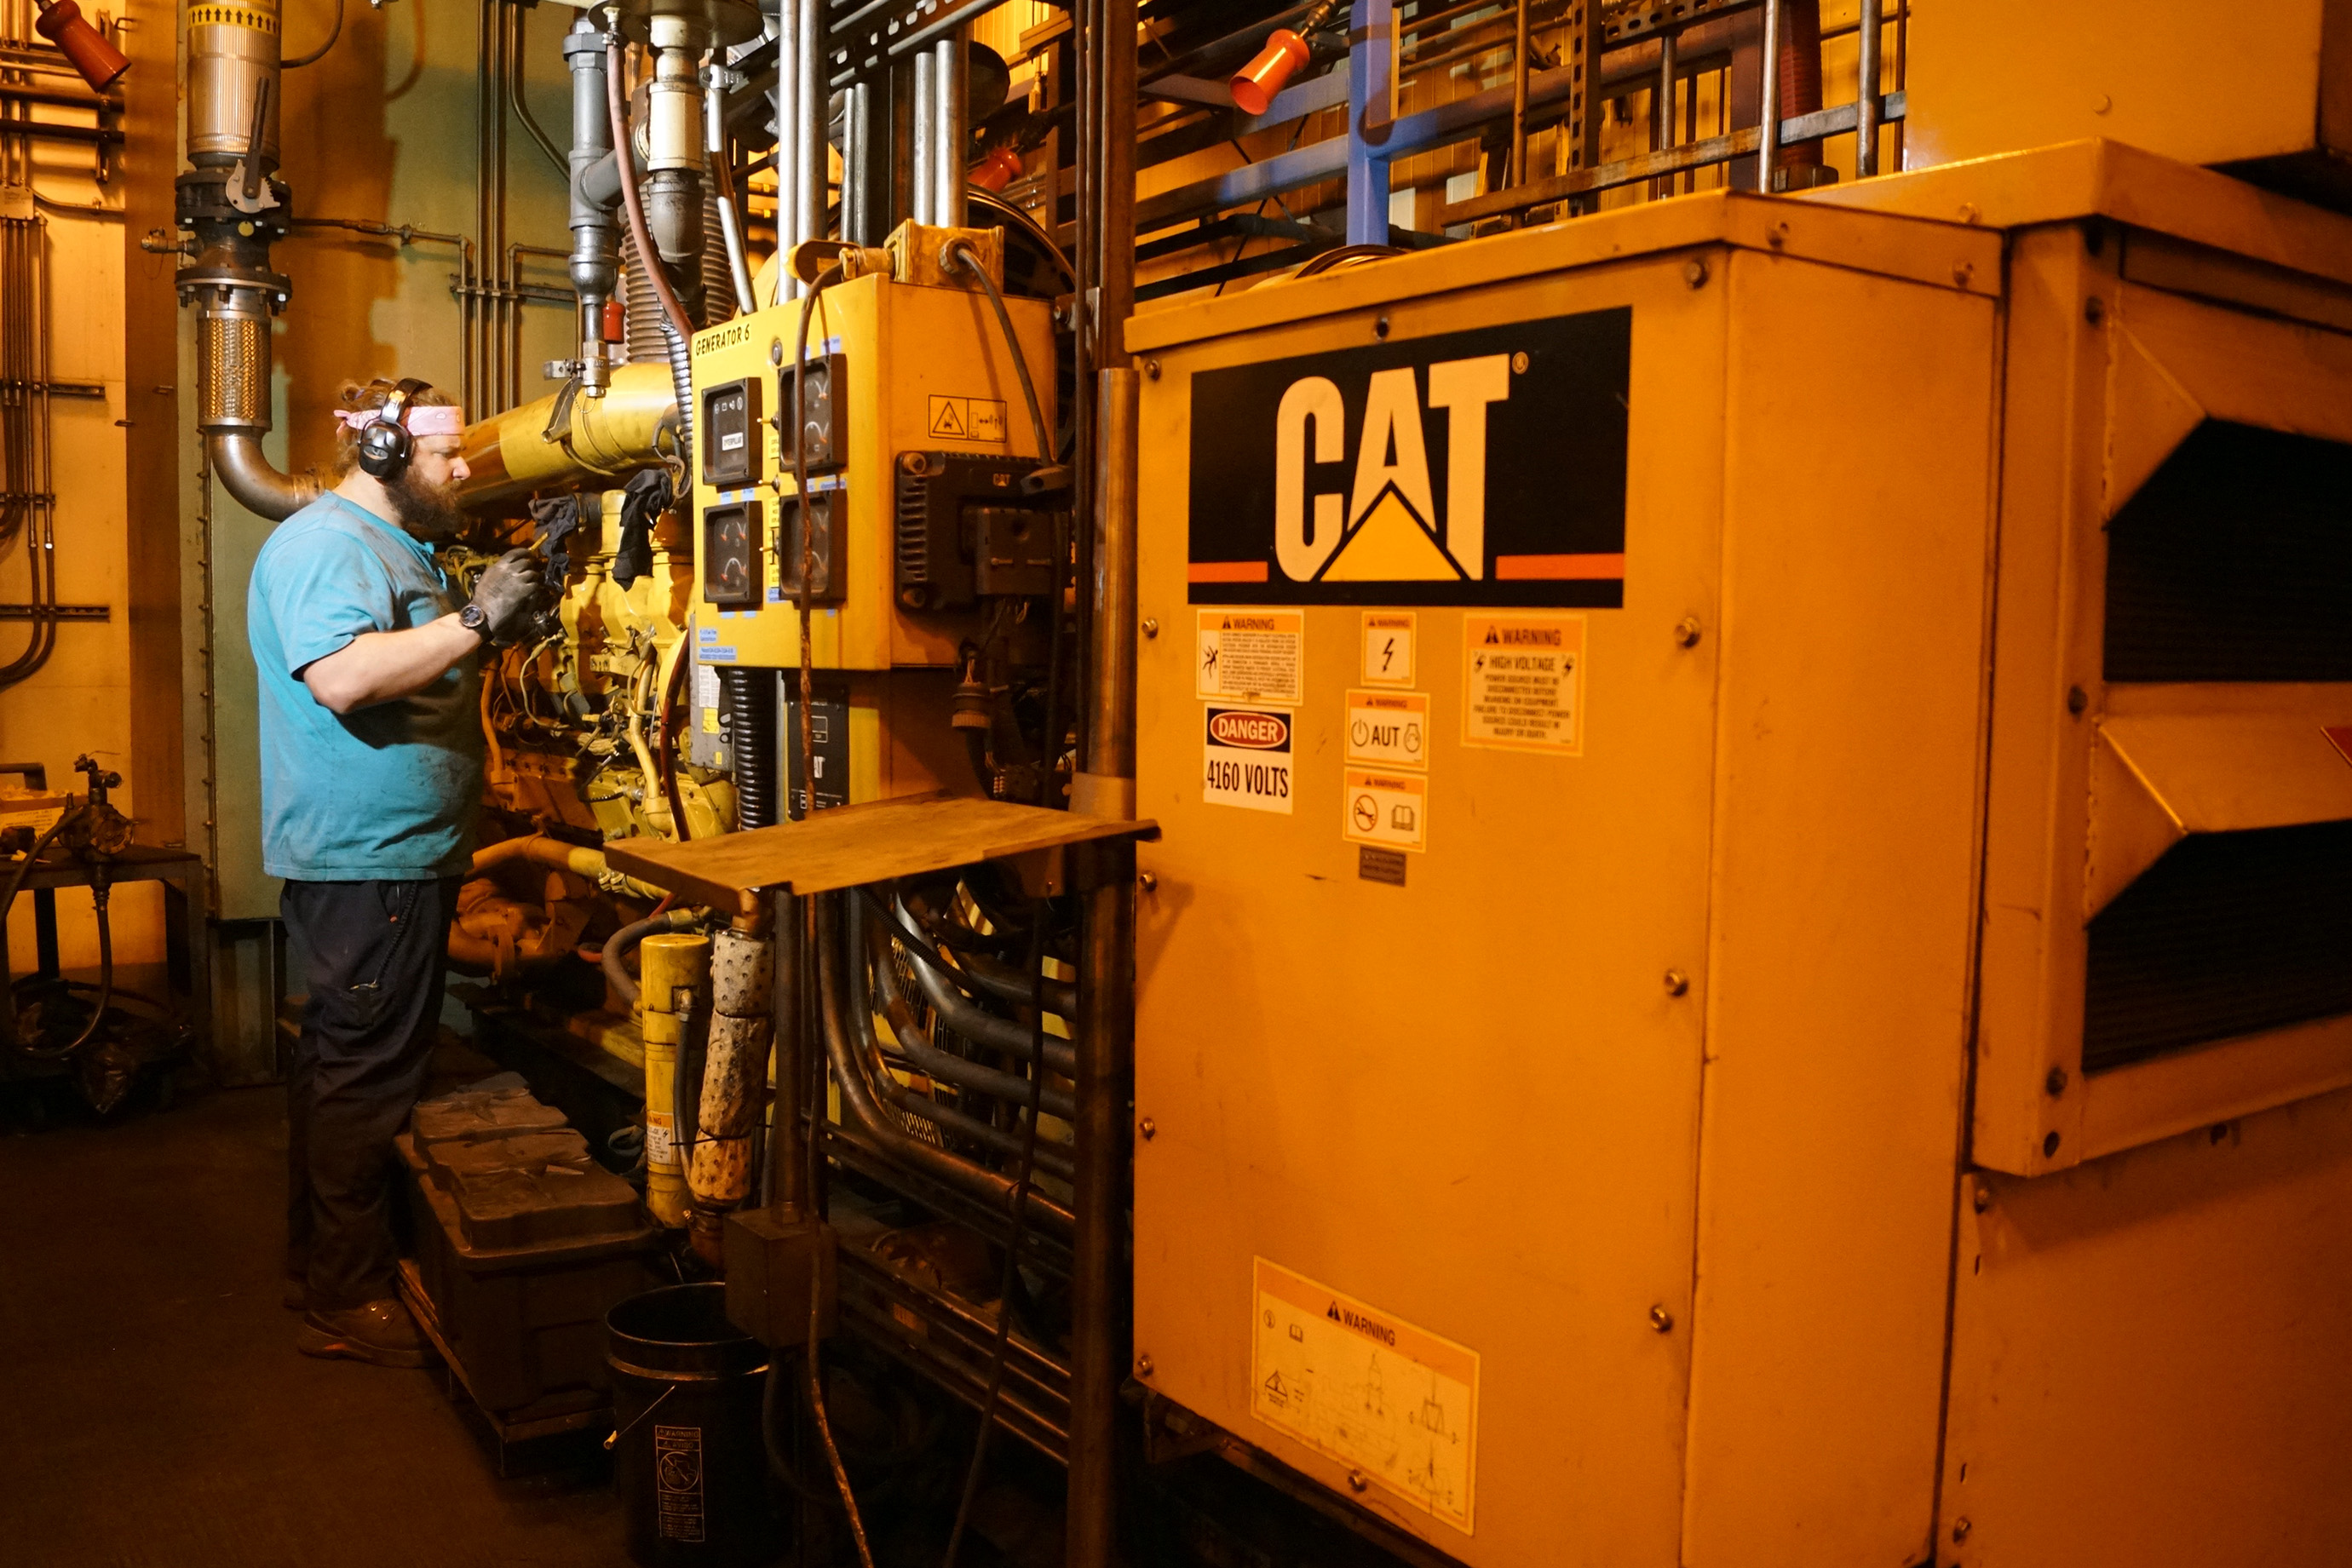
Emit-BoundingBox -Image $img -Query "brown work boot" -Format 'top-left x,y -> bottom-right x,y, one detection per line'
296,1297 -> 437,1369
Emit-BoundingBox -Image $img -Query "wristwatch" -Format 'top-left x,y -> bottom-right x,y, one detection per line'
458,602 -> 493,644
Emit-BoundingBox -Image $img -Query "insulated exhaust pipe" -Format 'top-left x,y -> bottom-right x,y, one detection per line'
175,0 -> 318,520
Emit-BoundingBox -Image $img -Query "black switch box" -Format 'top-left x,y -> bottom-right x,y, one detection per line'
894,451 -> 1064,611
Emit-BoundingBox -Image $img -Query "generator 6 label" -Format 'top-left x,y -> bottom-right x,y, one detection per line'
1203,706 -> 1295,813
1185,309 -> 1630,607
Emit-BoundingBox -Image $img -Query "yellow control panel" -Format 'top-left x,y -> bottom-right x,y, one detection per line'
686,259 -> 1057,672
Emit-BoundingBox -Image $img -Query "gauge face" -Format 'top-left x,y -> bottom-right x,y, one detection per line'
703,501 -> 762,608
701,376 -> 762,486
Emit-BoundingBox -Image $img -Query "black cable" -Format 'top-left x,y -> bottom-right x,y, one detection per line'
941,901 -> 1050,1568
945,238 -> 1052,480
788,262 -> 876,1568
280,0 -> 345,69
762,1355 -> 833,1506
507,1 -> 566,175
791,262 -> 844,830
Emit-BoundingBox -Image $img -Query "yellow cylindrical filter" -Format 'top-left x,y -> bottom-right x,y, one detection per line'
639,931 -> 710,1229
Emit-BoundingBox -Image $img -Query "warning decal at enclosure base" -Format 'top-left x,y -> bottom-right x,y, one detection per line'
1251,1257 -> 1478,1534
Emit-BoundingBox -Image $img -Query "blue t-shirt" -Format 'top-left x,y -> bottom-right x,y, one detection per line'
246,493 -> 484,882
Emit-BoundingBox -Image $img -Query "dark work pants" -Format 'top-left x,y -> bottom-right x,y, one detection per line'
281,876 -> 461,1312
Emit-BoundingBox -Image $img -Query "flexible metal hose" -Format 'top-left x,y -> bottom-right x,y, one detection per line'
727,668 -> 777,829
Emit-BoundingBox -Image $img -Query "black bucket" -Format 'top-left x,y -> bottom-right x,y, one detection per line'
607,1282 -> 779,1566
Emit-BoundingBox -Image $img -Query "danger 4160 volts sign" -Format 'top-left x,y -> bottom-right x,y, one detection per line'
1203,706 -> 1294,813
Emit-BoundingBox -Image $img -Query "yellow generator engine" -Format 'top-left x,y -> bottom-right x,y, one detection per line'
686,224 -> 1064,821
1129,146 -> 2352,1568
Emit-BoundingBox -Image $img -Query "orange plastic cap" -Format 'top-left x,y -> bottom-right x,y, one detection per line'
1229,30 -> 1309,118
35,0 -> 129,93
971,144 -> 1026,193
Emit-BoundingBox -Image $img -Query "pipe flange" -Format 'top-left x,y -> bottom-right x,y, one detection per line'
607,0 -> 762,48
561,25 -> 614,61
174,264 -> 294,309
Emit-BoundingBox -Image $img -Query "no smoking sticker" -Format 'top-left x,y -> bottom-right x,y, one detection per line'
1345,689 -> 1429,770
1343,769 -> 1427,852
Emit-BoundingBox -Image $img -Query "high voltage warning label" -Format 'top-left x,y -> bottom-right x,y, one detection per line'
1203,707 -> 1294,813
1464,612 -> 1585,755
1251,1257 -> 1479,1534
927,394 -> 1008,443
1198,609 -> 1304,704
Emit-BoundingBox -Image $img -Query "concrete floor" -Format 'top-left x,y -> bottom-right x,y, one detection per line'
0,1081 -> 635,1568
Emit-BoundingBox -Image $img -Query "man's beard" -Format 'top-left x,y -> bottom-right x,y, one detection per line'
388,465 -> 464,539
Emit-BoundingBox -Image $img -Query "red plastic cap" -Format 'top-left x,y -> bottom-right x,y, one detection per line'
970,144 -> 1025,193
1229,29 -> 1308,117
600,300 -> 626,343
36,0 -> 129,94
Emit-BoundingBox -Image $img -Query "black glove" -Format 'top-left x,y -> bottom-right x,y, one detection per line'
468,548 -> 547,646
612,467 -> 671,589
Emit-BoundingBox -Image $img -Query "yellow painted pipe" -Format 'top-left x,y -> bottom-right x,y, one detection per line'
454,360 -> 677,511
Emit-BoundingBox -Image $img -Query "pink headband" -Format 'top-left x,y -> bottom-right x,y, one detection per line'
334,404 -> 467,437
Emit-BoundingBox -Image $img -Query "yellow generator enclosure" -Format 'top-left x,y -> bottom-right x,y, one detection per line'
1130,149 -> 2352,1568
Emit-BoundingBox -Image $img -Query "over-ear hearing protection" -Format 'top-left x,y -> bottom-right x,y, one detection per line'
355,377 -> 431,480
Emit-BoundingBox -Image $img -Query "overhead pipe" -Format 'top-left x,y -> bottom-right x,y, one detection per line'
177,0 -> 319,520
564,15 -> 621,395
641,16 -> 711,321
934,32 -> 966,229
794,0 -> 825,267
707,68 -> 757,315
1769,0 -> 1829,189
911,45 -> 935,226
770,0 -> 801,304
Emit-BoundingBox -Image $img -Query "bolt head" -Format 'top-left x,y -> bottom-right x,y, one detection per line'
1347,1469 -> 1369,1493
1952,1517 -> 1973,1542
1952,261 -> 1975,286
1137,870 -> 1159,893
2044,1065 -> 2068,1097
1649,1305 -> 1674,1333
1141,617 -> 1159,639
1139,1117 -> 1156,1140
1373,316 -> 1390,340
1136,1353 -> 1154,1378
1144,358 -> 1161,381
1663,968 -> 1690,997
1972,1179 -> 1993,1212
1682,258 -> 1709,288
1672,616 -> 1702,649
2067,684 -> 2089,715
